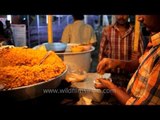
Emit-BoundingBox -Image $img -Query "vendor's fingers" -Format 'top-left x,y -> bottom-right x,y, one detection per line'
97,62 -> 103,73
99,78 -> 111,83
97,60 -> 103,69
94,82 -> 105,89
98,78 -> 108,83
97,62 -> 107,73
98,78 -> 111,87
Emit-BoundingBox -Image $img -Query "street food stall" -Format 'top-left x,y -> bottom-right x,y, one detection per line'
0,15 -> 140,106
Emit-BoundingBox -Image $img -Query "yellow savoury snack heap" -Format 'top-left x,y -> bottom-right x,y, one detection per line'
0,47 -> 66,89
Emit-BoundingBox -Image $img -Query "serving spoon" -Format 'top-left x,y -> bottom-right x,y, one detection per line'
39,51 -> 52,65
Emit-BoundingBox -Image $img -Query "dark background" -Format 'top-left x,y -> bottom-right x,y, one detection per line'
0,0 -> 159,14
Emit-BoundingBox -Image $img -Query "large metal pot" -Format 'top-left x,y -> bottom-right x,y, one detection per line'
57,45 -> 95,72
0,67 -> 67,101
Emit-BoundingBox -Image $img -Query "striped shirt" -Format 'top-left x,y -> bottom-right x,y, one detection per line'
126,32 -> 160,105
99,23 -> 144,61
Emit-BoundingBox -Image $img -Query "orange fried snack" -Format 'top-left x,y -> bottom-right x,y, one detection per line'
0,47 -> 66,89
70,45 -> 84,52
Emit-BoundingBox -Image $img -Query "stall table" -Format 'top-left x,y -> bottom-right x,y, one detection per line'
1,72 -> 131,112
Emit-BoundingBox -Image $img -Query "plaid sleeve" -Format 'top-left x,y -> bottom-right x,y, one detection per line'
98,26 -> 110,62
126,97 -> 137,105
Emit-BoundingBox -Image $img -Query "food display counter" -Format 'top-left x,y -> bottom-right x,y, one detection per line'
1,72 -> 130,105
0,46 -> 130,113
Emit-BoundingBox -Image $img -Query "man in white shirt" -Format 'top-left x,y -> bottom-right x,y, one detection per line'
61,14 -> 97,45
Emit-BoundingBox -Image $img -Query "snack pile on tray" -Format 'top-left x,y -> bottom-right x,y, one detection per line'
0,47 -> 66,89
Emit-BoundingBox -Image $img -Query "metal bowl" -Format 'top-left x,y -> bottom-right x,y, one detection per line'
44,42 -> 67,52
0,66 -> 68,101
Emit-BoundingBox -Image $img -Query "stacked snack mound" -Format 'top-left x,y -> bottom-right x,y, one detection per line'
70,44 -> 92,52
0,47 -> 66,89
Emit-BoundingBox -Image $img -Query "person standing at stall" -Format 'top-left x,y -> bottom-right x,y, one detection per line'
98,15 -> 144,89
99,15 -> 144,68
61,14 -> 97,72
61,14 -> 97,45
98,15 -> 144,74
0,21 -> 8,46
95,15 -> 160,105
4,20 -> 14,45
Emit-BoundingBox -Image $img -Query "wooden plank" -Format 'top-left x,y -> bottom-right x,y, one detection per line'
48,15 -> 53,43
134,15 -> 140,52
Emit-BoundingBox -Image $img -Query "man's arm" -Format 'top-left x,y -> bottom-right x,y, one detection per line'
118,59 -> 139,73
98,27 -> 110,62
95,79 -> 131,105
97,58 -> 139,74
61,25 -> 70,43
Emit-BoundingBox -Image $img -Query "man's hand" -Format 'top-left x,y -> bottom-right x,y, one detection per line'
94,78 -> 111,89
94,78 -> 131,105
97,58 -> 120,74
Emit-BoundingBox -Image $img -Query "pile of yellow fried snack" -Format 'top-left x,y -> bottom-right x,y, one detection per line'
0,47 -> 66,89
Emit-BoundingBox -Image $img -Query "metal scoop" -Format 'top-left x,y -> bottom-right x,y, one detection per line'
39,51 -> 52,65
